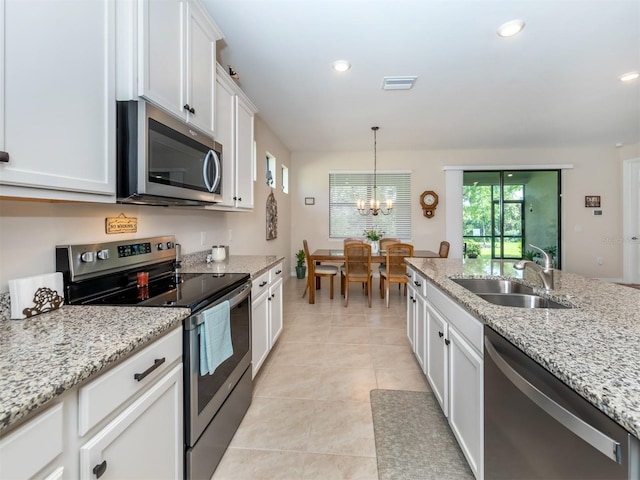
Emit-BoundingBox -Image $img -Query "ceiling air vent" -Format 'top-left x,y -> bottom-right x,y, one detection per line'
382,76 -> 418,90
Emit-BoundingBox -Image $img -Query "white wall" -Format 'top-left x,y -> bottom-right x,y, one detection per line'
291,145 -> 625,279
0,116 -> 291,292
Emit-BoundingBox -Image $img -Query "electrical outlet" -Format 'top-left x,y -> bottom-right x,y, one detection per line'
228,229 -> 233,242
597,257 -> 604,265
200,232 -> 207,246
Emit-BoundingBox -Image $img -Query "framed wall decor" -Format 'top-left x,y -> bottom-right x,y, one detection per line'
266,192 -> 278,240
304,197 -> 315,205
585,196 -> 601,208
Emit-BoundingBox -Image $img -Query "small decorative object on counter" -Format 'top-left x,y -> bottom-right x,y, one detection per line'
8,272 -> 65,319
363,228 -> 383,255
211,245 -> 227,262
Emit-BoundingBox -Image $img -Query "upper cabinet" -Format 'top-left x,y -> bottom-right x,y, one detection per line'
136,0 -> 222,136
212,64 -> 257,210
0,0 -> 116,202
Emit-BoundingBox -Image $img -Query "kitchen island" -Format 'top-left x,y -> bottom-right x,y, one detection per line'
406,257 -> 640,440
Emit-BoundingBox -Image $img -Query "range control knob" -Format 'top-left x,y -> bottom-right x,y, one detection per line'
166,241 -> 175,249
80,251 -> 95,263
157,243 -> 168,250
97,249 -> 110,260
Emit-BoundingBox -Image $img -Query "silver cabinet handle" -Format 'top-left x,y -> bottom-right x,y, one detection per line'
210,149 -> 222,193
203,150 -> 214,192
484,336 -> 622,463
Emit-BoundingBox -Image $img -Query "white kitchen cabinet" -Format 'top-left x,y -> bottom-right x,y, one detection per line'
0,0 -> 115,202
407,281 -> 417,351
251,262 -> 284,378
407,269 -> 427,372
426,303 -> 449,415
211,64 -> 257,210
137,0 -> 222,136
0,403 -> 64,480
79,364 -> 183,480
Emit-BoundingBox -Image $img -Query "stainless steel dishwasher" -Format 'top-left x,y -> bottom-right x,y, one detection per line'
484,326 -> 639,479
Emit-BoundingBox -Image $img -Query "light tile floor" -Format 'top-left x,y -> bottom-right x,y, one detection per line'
211,277 -> 431,480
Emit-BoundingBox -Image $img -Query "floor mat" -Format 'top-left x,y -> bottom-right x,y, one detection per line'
370,389 -> 474,480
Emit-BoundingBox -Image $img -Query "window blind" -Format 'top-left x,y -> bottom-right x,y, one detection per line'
329,171 -> 412,239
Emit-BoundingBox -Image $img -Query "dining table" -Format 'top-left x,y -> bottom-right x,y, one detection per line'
306,248 -> 439,304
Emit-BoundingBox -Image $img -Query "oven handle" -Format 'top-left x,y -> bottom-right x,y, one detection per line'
184,281 -> 251,330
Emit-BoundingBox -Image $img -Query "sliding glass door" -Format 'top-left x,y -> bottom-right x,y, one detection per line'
463,170 -> 561,266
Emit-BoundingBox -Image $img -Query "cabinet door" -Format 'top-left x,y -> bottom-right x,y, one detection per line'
414,294 -> 427,373
0,0 -> 115,199
448,326 -> 483,479
234,95 -> 254,209
251,290 -> 270,378
214,75 -> 237,207
426,304 -> 448,416
185,0 -> 217,135
269,278 -> 283,345
79,364 -> 183,480
406,283 -> 417,351
138,0 -> 184,118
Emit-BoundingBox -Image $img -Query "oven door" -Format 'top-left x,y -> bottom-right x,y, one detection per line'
183,281 -> 251,446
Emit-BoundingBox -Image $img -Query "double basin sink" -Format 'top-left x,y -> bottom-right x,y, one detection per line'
451,278 -> 572,309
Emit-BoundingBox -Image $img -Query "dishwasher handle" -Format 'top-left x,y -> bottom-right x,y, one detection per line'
484,336 -> 622,464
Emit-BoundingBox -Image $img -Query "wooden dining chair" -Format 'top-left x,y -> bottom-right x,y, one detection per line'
379,243 -> 414,308
302,240 -> 338,299
439,241 -> 450,258
341,243 -> 372,307
379,237 -> 400,252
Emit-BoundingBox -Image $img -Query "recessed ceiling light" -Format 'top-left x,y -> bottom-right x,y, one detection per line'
332,60 -> 351,72
618,71 -> 639,82
497,19 -> 525,38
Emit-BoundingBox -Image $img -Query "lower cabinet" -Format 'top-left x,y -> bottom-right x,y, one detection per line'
251,262 -> 284,378
0,327 -> 183,480
407,267 -> 484,479
79,364 -> 183,480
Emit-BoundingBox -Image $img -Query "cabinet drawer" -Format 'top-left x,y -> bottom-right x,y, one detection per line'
252,270 -> 270,298
427,283 -> 483,353
412,270 -> 428,298
78,328 -> 182,436
0,403 -> 63,480
269,262 -> 284,283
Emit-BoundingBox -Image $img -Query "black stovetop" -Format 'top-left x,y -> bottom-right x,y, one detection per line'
76,271 -> 250,310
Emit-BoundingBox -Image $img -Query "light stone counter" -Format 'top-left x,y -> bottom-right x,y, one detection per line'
0,305 -> 189,434
181,253 -> 285,278
406,257 -> 640,439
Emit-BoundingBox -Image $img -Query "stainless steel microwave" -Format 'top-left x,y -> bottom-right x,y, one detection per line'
116,101 -> 222,206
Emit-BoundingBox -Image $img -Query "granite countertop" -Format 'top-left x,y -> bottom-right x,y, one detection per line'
406,257 -> 640,440
0,254 -> 284,436
0,305 -> 189,434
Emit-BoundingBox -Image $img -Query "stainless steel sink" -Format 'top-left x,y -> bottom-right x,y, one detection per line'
477,293 -> 571,309
451,278 -> 535,295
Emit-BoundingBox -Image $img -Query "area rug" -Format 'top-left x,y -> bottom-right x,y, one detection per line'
370,389 -> 474,480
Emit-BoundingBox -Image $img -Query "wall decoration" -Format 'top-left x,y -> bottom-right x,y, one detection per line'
106,213 -> 138,234
420,190 -> 439,218
305,197 -> 315,205
585,196 -> 601,208
266,192 -> 278,240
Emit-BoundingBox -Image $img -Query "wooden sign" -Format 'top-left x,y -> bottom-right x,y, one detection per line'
106,213 -> 138,234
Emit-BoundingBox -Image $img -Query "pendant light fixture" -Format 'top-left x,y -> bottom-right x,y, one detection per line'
357,126 -> 393,216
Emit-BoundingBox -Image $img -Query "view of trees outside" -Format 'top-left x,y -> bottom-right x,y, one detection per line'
463,183 -> 524,259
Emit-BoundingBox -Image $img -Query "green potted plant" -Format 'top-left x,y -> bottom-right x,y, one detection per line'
363,228 -> 383,254
295,249 -> 306,279
466,241 -> 481,258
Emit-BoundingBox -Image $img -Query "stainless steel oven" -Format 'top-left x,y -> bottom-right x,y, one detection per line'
117,101 -> 223,206
183,281 -> 252,480
56,236 -> 252,480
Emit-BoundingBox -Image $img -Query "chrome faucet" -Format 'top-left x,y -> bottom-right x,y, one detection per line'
514,244 -> 554,291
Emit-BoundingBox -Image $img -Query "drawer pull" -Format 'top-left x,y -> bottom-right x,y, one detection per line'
93,460 -> 107,478
275,269 -> 282,275
134,357 -> 165,382
445,339 -> 451,346
438,331 -> 444,338
414,280 -> 421,287
259,281 -> 267,287
0,151 -> 9,162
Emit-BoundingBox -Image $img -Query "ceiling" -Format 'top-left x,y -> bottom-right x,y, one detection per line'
201,0 -> 640,153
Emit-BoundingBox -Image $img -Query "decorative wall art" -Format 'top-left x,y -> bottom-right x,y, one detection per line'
305,197 -> 315,205
585,196 -> 601,208
266,192 -> 278,240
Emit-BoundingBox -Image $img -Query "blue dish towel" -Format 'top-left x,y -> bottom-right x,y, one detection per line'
199,300 -> 233,376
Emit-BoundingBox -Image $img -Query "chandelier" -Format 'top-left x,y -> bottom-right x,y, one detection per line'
357,126 -> 393,216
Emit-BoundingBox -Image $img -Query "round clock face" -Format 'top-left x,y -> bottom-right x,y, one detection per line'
424,194 -> 435,206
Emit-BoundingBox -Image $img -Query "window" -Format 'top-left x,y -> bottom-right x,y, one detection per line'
266,152 -> 276,188
329,171 -> 411,239
281,165 -> 289,194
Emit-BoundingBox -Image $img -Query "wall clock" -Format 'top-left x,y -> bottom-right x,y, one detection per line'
420,190 -> 438,218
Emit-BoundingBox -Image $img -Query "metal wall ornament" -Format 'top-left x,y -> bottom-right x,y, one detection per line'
266,191 -> 278,240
